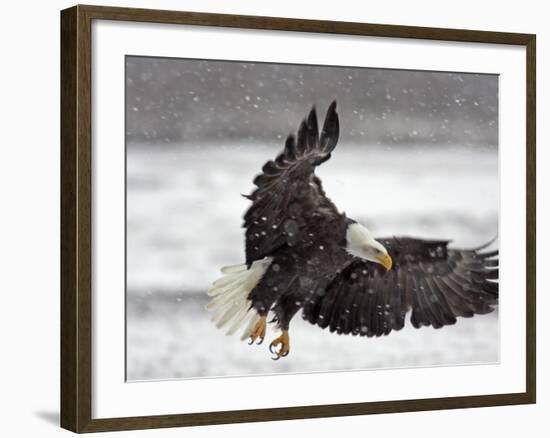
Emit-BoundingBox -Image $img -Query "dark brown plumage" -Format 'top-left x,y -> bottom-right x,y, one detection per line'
302,237 -> 498,337
208,101 -> 498,358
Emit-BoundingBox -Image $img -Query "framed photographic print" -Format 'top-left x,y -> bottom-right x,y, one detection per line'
60,4 -> 536,433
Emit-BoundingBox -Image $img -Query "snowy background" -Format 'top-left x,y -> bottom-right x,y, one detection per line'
125,57 -> 499,381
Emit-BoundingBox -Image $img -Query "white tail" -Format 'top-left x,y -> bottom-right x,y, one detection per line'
207,257 -> 272,340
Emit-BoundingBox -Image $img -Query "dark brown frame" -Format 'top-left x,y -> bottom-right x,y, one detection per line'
60,4 -> 536,433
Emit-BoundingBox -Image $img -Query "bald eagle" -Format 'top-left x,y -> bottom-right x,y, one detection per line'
208,101 -> 498,359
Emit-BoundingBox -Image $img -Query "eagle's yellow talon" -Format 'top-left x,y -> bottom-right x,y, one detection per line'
269,330 -> 290,359
248,316 -> 267,345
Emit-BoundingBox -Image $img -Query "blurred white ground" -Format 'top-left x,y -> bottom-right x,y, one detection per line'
126,142 -> 499,381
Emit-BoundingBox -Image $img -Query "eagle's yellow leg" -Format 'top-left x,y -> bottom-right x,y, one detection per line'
269,330 -> 290,359
248,316 -> 267,345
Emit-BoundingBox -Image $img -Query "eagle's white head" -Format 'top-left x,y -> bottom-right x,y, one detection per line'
345,222 -> 393,270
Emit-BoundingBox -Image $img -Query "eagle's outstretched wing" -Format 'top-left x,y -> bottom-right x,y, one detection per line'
243,101 -> 340,266
302,237 -> 499,337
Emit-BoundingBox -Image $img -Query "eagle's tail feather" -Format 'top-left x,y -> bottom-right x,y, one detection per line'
220,263 -> 248,274
207,257 -> 272,339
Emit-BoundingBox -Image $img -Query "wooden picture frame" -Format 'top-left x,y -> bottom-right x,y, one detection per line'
60,4 -> 536,433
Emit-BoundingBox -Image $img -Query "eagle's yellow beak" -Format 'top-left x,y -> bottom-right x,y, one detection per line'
377,253 -> 393,271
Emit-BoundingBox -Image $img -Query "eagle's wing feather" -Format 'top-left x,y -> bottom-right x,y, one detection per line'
243,101 -> 340,266
302,237 -> 498,337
